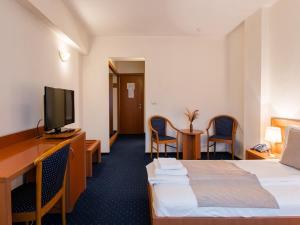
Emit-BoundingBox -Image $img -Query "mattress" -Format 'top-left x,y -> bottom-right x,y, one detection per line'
148,159 -> 300,217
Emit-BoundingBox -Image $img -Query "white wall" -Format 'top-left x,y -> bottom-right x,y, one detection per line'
243,10 -> 263,150
267,0 -> 300,119
226,0 -> 300,158
18,0 -> 91,54
226,10 -> 267,157
82,36 -> 228,153
0,0 -> 82,136
115,61 -> 145,74
226,23 -> 245,159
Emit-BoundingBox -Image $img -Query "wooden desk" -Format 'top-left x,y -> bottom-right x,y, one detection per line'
180,129 -> 203,160
0,131 -> 86,225
246,149 -> 281,160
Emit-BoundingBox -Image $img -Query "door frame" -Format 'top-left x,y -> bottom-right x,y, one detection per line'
109,62 -> 120,134
118,73 -> 145,134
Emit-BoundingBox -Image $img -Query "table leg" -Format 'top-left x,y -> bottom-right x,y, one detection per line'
182,134 -> 194,160
194,134 -> 201,160
0,180 -> 12,225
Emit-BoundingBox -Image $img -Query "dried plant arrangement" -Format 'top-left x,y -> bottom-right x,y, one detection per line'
185,109 -> 199,132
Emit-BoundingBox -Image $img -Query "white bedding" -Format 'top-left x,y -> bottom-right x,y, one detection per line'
148,159 -> 300,217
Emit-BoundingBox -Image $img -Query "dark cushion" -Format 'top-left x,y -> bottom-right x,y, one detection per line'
209,134 -> 232,140
151,118 -> 166,136
11,182 -> 36,213
41,145 -> 69,206
158,135 -> 176,141
215,117 -> 234,137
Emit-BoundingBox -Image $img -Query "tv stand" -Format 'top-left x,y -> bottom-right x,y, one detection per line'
44,128 -> 81,139
49,127 -> 75,134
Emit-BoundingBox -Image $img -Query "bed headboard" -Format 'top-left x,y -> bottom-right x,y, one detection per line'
271,117 -> 300,154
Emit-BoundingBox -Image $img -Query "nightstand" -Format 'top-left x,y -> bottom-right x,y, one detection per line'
246,149 -> 281,160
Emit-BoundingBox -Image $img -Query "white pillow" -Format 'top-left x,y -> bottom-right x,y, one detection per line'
283,125 -> 300,151
280,128 -> 300,170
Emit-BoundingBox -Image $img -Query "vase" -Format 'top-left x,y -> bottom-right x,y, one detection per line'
189,123 -> 193,132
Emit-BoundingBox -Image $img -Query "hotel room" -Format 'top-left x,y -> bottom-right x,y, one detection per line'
0,0 -> 299,224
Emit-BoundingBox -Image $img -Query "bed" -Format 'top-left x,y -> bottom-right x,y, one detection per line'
147,118 -> 300,225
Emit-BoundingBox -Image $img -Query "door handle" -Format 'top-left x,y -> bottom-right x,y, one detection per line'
138,103 -> 142,109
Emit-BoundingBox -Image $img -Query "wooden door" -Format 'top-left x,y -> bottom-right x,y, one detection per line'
119,74 -> 144,134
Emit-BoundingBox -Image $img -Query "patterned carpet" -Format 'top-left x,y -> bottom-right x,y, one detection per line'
43,134 -> 234,225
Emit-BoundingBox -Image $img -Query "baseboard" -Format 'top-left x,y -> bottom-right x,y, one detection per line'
110,132 -> 118,146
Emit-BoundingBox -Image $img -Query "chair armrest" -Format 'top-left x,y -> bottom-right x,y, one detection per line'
206,119 -> 215,138
206,119 -> 214,132
167,120 -> 180,133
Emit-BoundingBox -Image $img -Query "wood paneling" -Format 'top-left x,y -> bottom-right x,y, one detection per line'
271,117 -> 300,154
0,127 -> 44,149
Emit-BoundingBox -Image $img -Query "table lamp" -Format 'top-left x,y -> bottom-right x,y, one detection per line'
265,126 -> 282,154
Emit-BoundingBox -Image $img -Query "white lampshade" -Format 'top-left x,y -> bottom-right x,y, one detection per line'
265,126 -> 282,143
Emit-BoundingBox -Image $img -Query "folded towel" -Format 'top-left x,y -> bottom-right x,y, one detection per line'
148,176 -> 190,185
158,157 -> 176,162
158,158 -> 183,170
146,163 -> 189,185
154,159 -> 188,176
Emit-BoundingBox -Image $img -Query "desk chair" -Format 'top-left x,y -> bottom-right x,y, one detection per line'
149,115 -> 179,159
12,140 -> 70,225
206,115 -> 238,160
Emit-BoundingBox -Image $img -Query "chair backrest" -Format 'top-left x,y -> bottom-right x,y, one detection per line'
214,116 -> 237,137
35,141 -> 70,207
150,116 -> 166,136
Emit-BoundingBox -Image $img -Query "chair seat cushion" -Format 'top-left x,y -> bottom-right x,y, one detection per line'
158,135 -> 176,141
11,182 -> 36,213
209,134 -> 232,140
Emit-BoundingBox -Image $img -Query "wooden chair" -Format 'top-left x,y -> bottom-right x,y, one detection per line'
11,140 -> 70,225
206,115 -> 238,160
149,115 -> 179,159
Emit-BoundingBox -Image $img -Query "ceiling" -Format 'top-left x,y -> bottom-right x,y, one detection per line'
64,0 -> 278,37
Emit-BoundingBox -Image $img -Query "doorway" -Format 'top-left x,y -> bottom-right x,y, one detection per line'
119,74 -> 144,134
108,59 -> 145,145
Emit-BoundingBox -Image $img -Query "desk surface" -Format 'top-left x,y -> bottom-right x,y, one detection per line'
0,133 -> 82,181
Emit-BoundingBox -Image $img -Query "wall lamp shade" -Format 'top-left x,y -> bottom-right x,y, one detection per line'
265,126 -> 282,143
59,50 -> 71,62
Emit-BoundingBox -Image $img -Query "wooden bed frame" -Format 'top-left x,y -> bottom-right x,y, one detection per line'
148,117 -> 300,225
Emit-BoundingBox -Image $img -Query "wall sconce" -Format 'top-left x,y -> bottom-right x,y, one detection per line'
59,49 -> 71,62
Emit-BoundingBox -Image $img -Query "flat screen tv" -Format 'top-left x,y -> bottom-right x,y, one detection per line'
44,86 -> 75,133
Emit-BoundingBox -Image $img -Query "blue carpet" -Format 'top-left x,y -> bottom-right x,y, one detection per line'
44,134 -> 151,225
43,134 -> 234,225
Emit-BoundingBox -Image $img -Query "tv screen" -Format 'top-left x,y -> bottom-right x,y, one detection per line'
65,89 -> 75,125
44,86 -> 75,132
